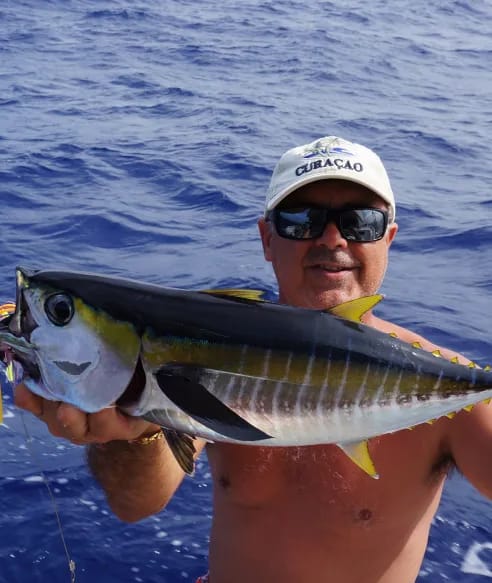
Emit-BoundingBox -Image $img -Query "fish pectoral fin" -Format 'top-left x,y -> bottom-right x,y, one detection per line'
162,429 -> 197,476
337,440 -> 379,479
198,289 -> 266,303
328,295 -> 384,323
155,365 -> 272,442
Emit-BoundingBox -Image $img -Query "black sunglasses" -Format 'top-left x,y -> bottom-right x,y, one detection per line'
267,206 -> 389,242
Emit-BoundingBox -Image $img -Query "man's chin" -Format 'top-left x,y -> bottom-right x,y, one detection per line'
278,283 -> 362,310
298,290 -> 356,311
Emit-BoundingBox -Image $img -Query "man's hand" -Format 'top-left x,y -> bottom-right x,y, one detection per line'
14,383 -> 161,445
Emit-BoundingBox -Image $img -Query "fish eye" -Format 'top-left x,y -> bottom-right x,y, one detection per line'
44,293 -> 74,326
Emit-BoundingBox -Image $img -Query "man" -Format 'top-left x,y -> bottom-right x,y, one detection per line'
15,136 -> 492,583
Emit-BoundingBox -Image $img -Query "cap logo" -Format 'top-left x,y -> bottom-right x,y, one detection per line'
303,145 -> 353,159
295,157 -> 363,177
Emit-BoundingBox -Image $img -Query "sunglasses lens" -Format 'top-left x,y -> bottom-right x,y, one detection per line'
274,208 -> 324,239
272,207 -> 388,242
339,209 -> 387,242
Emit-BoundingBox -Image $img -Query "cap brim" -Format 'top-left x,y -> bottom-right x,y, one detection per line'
266,173 -> 394,215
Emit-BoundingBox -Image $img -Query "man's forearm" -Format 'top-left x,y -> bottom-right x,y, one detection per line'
87,436 -> 186,522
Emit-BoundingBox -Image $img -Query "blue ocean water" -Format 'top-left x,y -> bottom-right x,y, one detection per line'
0,0 -> 491,581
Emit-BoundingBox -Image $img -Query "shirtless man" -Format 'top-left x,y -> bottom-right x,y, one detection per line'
15,136 -> 492,583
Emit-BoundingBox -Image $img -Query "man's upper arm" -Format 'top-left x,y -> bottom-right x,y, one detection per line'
432,345 -> 492,498
418,340 -> 492,498
448,402 -> 492,499
381,322 -> 492,496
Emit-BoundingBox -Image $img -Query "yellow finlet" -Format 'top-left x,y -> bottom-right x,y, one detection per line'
484,365 -> 491,372
432,349 -> 442,357
451,356 -> 460,364
389,331 -> 399,338
468,362 -> 477,369
446,412 -> 456,419
199,289 -> 266,302
338,441 -> 379,479
426,419 -> 437,425
328,295 -> 383,323
412,341 -> 423,349
483,398 -> 491,405
463,405 -> 474,412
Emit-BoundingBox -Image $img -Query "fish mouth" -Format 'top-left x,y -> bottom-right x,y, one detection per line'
0,276 -> 38,351
0,311 -> 40,383
0,341 -> 40,387
116,356 -> 147,408
12,350 -> 40,382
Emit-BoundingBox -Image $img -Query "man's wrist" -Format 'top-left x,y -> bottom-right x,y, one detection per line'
128,429 -> 164,446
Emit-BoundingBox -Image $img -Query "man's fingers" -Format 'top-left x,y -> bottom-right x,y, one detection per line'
15,388 -> 89,442
56,403 -> 91,441
86,407 -> 159,442
14,384 -> 44,417
14,384 -> 159,444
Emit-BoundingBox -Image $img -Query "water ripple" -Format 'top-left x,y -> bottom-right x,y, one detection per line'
0,0 -> 491,581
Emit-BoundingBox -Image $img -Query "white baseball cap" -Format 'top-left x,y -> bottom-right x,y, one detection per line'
265,136 -> 395,219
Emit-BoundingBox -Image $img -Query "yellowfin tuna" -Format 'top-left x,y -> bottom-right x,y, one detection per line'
1,267 -> 491,478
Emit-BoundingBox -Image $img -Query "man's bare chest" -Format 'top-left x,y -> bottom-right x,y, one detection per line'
207,428 -> 449,528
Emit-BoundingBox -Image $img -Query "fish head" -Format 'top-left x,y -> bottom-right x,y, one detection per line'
0,267 -> 141,412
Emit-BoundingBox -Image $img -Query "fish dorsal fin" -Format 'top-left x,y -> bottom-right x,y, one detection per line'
199,289 -> 266,302
337,440 -> 379,479
328,295 -> 384,323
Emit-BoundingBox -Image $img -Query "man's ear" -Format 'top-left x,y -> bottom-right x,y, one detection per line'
258,217 -> 272,261
386,221 -> 398,246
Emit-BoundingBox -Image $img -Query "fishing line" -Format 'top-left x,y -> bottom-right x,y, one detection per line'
20,412 -> 76,583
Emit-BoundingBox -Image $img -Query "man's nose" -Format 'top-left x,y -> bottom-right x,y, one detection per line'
314,220 -> 348,249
